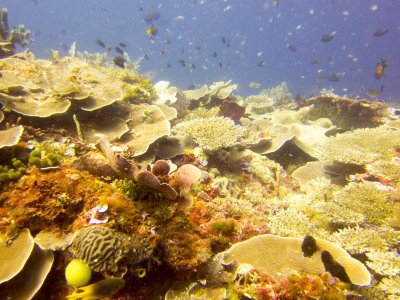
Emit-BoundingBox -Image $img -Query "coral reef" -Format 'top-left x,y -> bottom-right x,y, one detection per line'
173,116 -> 244,150
0,8 -> 31,58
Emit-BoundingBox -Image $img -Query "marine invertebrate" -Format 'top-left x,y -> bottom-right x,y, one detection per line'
243,94 -> 275,115
69,226 -> 125,273
300,95 -> 390,130
0,125 -> 24,148
0,8 -> 31,58
65,259 -> 92,287
0,229 -> 54,300
0,158 -> 26,182
214,234 -> 371,286
314,126 -> 400,164
366,250 -> 400,277
173,116 -> 244,150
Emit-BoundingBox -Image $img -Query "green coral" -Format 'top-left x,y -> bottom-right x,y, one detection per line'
29,149 -> 63,168
0,158 -> 26,182
122,78 -> 156,103
173,116 -> 244,150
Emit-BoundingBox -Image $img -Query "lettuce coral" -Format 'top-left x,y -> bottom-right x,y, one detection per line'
173,116 -> 244,150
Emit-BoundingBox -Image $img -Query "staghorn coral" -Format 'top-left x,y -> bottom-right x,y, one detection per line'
366,250 -> 400,277
173,116 -> 244,151
314,126 -> 400,164
329,226 -> 400,255
332,181 -> 392,225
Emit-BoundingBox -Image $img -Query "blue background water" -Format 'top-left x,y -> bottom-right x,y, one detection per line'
1,0 -> 399,102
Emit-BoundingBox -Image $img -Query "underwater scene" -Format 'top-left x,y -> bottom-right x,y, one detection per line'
0,0 -> 400,299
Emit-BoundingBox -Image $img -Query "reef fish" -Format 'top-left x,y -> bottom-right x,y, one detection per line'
66,277 -> 125,300
95,39 -> 106,48
373,28 -> 389,37
374,59 -> 387,79
321,31 -> 336,43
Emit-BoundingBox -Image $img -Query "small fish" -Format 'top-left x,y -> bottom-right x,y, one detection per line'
310,59 -> 320,65
226,39 -> 230,48
222,37 -> 226,44
187,84 -> 195,90
144,12 -> 160,24
212,51 -> 217,58
257,61 -> 265,67
115,46 -> 124,55
287,44 -> 297,52
164,38 -> 172,45
219,62 -> 223,68
113,56 -> 126,68
322,73 -> 340,82
321,31 -> 336,43
160,50 -> 167,56
367,89 -> 380,98
163,63 -> 171,68
248,81 -> 261,89
144,54 -> 149,60
119,42 -> 127,48
188,63 -> 196,69
66,277 -> 125,300
195,45 -> 201,50
375,59 -> 387,79
146,26 -> 158,37
178,59 -> 186,67
95,39 -> 106,48
373,29 -> 389,37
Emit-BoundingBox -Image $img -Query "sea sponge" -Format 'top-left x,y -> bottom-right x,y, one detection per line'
314,126 -> 400,164
65,259 -> 92,287
173,116 -> 244,150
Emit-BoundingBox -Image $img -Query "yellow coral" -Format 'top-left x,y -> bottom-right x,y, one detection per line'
173,116 -> 244,150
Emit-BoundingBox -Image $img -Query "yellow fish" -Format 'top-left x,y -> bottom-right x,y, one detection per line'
248,81 -> 261,89
146,26 -> 158,37
375,59 -> 387,79
66,277 -> 125,300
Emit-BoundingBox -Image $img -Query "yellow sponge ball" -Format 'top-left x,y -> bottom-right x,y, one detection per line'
65,259 -> 92,287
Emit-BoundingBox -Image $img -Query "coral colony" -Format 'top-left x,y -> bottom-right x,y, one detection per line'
0,9 -> 400,300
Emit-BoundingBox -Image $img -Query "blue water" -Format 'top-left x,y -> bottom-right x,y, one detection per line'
2,0 -> 399,102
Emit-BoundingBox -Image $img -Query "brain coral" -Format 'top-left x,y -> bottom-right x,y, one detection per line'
173,116 -> 244,150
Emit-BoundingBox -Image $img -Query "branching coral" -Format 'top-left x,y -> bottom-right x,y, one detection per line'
314,126 -> 400,164
329,226 -> 400,255
173,116 -> 244,150
366,250 -> 400,277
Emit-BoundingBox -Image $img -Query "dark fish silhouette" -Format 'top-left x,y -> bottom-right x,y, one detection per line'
95,39 -> 106,48
119,42 -> 127,48
113,56 -> 126,68
321,31 -> 336,43
373,29 -> 389,37
257,61 -> 265,67
178,59 -> 186,67
212,51 -> 217,58
115,46 -> 124,55
222,37 -> 226,44
145,12 -> 160,24
287,44 -> 297,52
